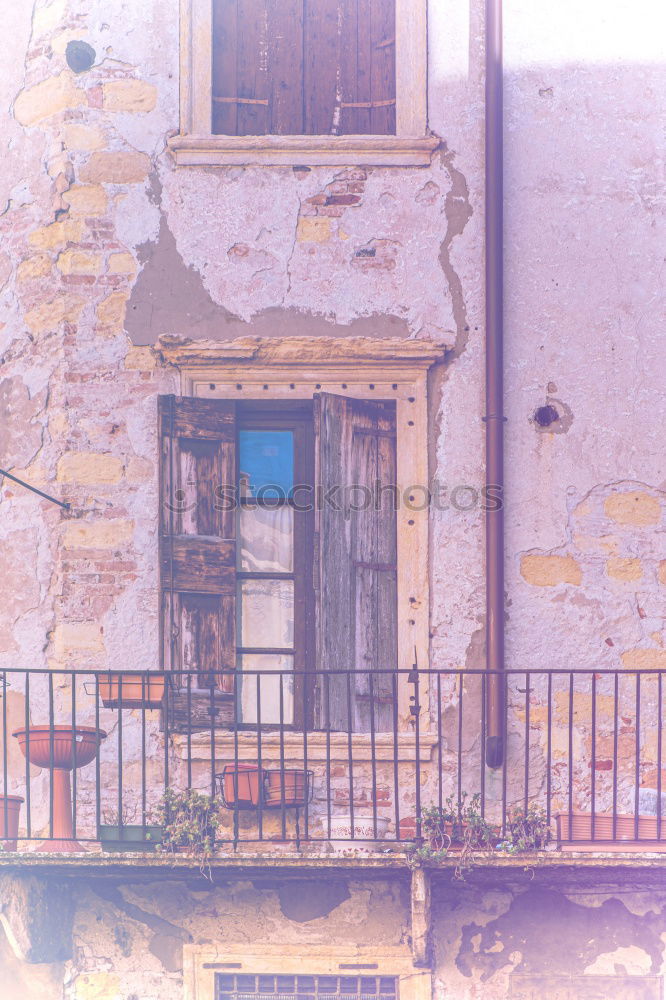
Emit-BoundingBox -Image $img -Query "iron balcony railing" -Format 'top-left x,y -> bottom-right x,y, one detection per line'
0,667 -> 664,853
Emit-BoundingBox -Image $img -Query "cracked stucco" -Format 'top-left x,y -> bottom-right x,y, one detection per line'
1,0 -> 666,996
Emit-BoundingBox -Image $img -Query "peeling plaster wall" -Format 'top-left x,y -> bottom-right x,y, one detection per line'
3,874 -> 666,999
1,0 -> 666,994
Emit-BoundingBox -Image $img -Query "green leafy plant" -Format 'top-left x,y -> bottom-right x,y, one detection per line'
157,788 -> 221,877
496,804 -> 551,854
408,792 -> 499,876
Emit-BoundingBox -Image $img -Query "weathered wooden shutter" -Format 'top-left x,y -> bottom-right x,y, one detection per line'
315,393 -> 397,732
212,0 -> 396,137
159,396 -> 237,732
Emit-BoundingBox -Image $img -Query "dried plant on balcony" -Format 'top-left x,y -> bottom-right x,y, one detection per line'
408,792 -> 499,877
496,804 -> 551,854
157,788 -> 221,878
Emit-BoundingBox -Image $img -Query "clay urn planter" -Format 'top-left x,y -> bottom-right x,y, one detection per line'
263,768 -> 312,808
0,794 -> 24,851
13,724 -> 107,852
218,763 -> 264,808
95,672 -> 165,709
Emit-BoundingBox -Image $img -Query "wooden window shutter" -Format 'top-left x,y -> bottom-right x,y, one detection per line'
315,393 -> 398,733
158,395 -> 237,733
212,0 -> 305,136
212,0 -> 395,137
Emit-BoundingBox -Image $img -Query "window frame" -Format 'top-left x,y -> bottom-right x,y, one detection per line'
184,944 -> 432,1000
162,336 -> 444,759
170,0 -> 438,167
235,400 -> 316,730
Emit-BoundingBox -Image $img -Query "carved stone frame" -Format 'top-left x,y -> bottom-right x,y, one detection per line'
160,336 -> 447,757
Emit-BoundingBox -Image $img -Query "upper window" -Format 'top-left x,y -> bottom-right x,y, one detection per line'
170,0 -> 437,165
211,0 -> 396,137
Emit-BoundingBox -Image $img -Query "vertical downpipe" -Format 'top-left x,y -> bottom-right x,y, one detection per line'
485,0 -> 505,767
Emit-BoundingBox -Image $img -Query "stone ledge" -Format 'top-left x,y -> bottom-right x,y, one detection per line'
167,134 -> 440,167
1,849 -> 665,878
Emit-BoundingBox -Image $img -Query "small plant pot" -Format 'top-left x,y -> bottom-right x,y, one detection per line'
263,769 -> 312,808
218,763 -> 264,809
98,824 -> 163,852
0,795 -> 24,851
95,673 -> 165,709
330,814 -> 389,844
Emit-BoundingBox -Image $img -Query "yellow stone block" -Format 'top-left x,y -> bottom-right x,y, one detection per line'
124,346 -> 155,370
297,217 -> 332,243
24,295 -> 85,333
63,520 -> 134,549
80,151 -> 151,184
56,452 -> 123,484
606,557 -> 642,582
17,254 -> 52,282
49,411 -> 69,437
108,252 -> 136,274
102,79 -> 158,113
658,560 -> 666,585
63,123 -> 106,152
62,184 -> 108,217
57,249 -> 103,276
125,456 -> 154,481
604,491 -> 661,526
28,219 -> 83,251
621,648 -> 666,670
520,554 -> 582,586
96,291 -> 128,332
74,972 -> 120,1000
53,623 -> 105,659
14,71 -> 85,127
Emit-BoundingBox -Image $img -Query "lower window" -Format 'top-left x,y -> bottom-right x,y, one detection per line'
159,393 -> 399,734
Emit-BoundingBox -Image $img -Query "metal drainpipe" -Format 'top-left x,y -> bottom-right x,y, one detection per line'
485,0 -> 505,768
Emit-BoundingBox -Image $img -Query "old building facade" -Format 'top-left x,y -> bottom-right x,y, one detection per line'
1,0 -> 665,998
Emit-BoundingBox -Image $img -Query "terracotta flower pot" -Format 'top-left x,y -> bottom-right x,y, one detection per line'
96,672 -> 165,709
13,725 -> 105,770
218,763 -> 264,808
0,795 -> 23,851
556,811 -> 666,844
264,769 -> 311,808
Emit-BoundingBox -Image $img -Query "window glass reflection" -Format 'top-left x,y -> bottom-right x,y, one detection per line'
239,430 -> 294,499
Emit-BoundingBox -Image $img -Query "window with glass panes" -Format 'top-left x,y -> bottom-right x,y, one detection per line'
158,393 -> 397,734
236,401 -> 314,727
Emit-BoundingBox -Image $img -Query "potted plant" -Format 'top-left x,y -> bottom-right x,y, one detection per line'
496,805 -> 551,853
157,788 -> 221,877
94,671 -> 166,709
98,807 -> 163,852
409,792 -> 499,875
0,794 -> 24,852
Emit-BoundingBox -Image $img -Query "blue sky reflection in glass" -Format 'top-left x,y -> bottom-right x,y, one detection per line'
239,430 -> 294,499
